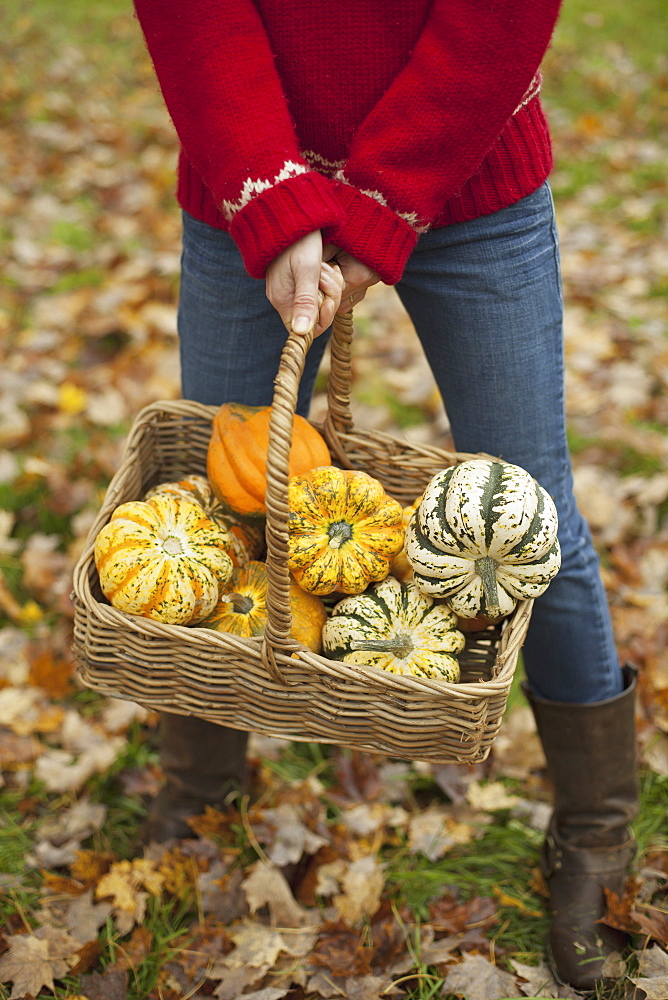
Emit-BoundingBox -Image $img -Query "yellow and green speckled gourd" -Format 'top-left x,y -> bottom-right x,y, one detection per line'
200,560 -> 327,652
287,466 -> 405,596
93,494 -> 234,625
322,575 -> 465,682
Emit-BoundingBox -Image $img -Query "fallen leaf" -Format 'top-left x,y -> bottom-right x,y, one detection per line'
309,920 -> 375,977
212,963 -> 272,999
221,920 -> 290,970
62,889 -> 113,945
511,958 -> 580,998
79,967 -> 129,1000
243,862 -> 318,927
112,925 -> 154,970
466,780 -> 520,812
257,802 -> 329,867
441,952 -> 517,1000
224,989 -> 289,1000
0,727 -> 40,767
69,849 -> 115,886
28,648 -> 74,697
408,807 -> 474,861
0,928 -> 78,999
35,738 -> 125,793
333,854 -> 385,926
95,858 -> 163,935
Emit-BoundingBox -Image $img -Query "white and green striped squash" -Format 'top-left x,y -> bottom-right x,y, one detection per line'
321,576 -> 465,682
405,459 -> 561,619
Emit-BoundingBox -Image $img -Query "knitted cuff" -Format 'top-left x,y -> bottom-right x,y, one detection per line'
228,171 -> 344,278
322,183 -> 420,285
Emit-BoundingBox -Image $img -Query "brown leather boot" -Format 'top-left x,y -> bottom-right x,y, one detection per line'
144,713 -> 249,842
523,665 -> 639,992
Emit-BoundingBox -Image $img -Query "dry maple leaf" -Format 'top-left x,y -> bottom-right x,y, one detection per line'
309,920 -> 375,977
628,945 -> 668,999
243,861 -> 319,928
333,854 -> 385,927
0,928 -> 77,999
69,848 -> 115,886
601,881 -> 643,934
510,957 -> 581,998
79,967 -> 129,1000
221,920 -> 290,970
95,858 -> 163,935
631,904 -> 668,948
211,962 -> 272,999
62,888 -> 114,944
441,952 -> 517,1000
257,802 -> 329,867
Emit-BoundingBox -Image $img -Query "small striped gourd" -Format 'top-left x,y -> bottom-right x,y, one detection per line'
322,576 -> 465,681
94,495 -> 234,625
200,560 -> 327,652
287,466 -> 404,596
146,474 -> 264,566
406,458 -> 561,619
145,473 -> 214,511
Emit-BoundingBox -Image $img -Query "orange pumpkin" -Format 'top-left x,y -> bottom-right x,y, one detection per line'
206,402 -> 331,519
199,560 -> 327,652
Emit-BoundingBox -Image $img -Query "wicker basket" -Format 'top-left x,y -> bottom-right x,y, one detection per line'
72,312 -> 532,763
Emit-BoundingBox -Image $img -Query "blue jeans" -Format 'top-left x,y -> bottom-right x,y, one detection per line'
178,184 -> 623,704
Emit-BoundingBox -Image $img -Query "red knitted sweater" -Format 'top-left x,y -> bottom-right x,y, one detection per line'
134,0 -> 561,284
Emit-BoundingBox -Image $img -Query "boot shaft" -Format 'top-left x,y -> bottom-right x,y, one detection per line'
523,665 -> 639,846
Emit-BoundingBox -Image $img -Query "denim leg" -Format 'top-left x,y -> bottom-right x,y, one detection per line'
396,184 -> 622,703
178,212 -> 330,416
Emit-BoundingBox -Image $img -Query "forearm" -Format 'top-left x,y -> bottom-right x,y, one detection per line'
133,0 -> 343,275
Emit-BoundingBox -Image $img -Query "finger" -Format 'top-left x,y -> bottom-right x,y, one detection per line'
315,293 -> 337,337
319,261 -> 344,306
337,287 -> 368,313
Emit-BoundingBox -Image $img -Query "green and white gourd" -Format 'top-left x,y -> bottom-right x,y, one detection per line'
405,458 -> 561,619
321,576 -> 465,682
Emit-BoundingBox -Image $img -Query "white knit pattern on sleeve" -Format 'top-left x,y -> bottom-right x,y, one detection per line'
513,71 -> 542,115
221,160 -> 309,220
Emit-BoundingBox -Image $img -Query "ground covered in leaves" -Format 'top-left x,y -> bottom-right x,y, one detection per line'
0,2 -> 667,998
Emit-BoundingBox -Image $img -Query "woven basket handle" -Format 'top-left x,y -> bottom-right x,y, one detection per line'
261,309 -> 355,683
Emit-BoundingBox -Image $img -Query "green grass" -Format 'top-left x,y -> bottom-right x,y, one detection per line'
550,0 -> 668,75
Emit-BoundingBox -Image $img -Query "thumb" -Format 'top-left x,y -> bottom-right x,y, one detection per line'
291,278 -> 321,335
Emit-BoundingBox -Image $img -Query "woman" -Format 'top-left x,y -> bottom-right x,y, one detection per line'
133,1 -> 639,989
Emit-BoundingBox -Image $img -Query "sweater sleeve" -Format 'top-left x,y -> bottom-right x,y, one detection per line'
132,0 -> 343,277
323,0 -> 562,284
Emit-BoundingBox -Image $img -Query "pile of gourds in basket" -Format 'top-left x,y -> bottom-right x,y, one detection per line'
72,316 -> 561,763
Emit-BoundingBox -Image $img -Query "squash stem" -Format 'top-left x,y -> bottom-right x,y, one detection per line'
162,534 -> 184,556
350,634 -> 414,659
327,520 -> 353,549
221,592 -> 254,614
474,556 -> 502,618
